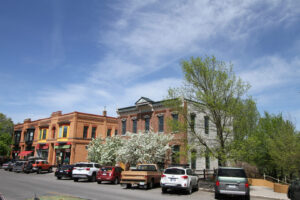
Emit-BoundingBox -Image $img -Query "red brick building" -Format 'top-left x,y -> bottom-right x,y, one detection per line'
12,111 -> 118,165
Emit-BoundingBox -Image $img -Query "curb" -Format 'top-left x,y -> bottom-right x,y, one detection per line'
198,188 -> 288,200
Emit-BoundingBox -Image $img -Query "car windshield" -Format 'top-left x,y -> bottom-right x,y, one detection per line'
218,168 -> 247,178
101,167 -> 112,172
15,162 -> 25,166
164,168 -> 185,175
61,165 -> 72,170
75,163 -> 93,168
136,165 -> 156,171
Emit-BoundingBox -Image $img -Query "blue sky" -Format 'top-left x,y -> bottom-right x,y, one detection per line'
1,0 -> 300,130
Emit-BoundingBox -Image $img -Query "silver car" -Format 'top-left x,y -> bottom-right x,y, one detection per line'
12,161 -> 27,173
215,167 -> 250,200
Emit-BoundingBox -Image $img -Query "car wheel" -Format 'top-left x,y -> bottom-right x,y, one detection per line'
162,187 -> 167,193
147,179 -> 154,189
57,176 -> 62,180
74,178 -> 78,182
126,184 -> 131,189
214,192 -> 220,199
37,168 -> 41,174
114,177 -> 119,184
48,167 -> 52,173
195,181 -> 199,191
187,185 -> 192,195
97,180 -> 102,184
90,174 -> 96,182
244,194 -> 250,200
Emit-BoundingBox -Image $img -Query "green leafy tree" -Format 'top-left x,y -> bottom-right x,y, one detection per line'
167,56 -> 250,166
0,113 -> 14,156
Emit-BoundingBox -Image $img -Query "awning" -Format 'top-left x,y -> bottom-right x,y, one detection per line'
18,151 -> 33,157
54,145 -> 70,149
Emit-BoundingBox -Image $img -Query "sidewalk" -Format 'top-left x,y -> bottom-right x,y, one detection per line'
250,186 -> 288,200
198,185 -> 289,200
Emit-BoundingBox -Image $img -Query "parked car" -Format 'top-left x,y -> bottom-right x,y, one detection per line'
55,164 -> 74,180
160,166 -> 199,194
288,180 -> 300,200
121,164 -> 162,189
215,167 -> 250,200
2,161 -> 13,171
97,166 -> 123,184
32,160 -> 53,174
5,161 -> 15,171
23,160 -> 35,173
12,161 -> 27,173
72,162 -> 100,182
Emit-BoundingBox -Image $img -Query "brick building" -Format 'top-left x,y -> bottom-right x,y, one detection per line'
12,111 -> 118,165
117,97 -> 218,171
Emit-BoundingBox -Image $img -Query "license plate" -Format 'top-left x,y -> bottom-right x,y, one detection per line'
132,184 -> 138,187
228,185 -> 237,189
103,173 -> 106,175
139,182 -> 145,185
170,178 -> 176,182
60,170 -> 63,172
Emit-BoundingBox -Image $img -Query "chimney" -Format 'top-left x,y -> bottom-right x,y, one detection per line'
103,107 -> 107,117
24,118 -> 31,123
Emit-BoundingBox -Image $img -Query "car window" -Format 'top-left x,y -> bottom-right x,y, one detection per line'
75,163 -> 93,168
101,167 -> 112,172
164,168 -> 185,175
187,169 -> 192,175
218,168 -> 247,178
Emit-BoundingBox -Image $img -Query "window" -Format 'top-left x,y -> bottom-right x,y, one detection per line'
29,130 -> 34,141
39,128 -> 48,140
205,148 -> 210,169
83,126 -> 88,139
14,131 -> 21,143
63,126 -> 68,137
115,129 -> 118,136
92,127 -> 97,138
190,114 -> 196,132
172,145 -> 180,164
158,115 -> 164,132
204,116 -> 209,135
132,119 -> 137,133
172,113 -> 178,121
107,129 -> 111,137
58,125 -> 69,138
191,150 -> 197,170
145,118 -> 150,132
122,120 -> 126,135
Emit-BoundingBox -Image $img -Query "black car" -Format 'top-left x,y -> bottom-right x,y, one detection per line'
288,180 -> 300,200
55,165 -> 74,180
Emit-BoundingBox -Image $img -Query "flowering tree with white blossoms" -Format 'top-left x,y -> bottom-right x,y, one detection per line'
87,136 -> 122,166
116,130 -> 173,165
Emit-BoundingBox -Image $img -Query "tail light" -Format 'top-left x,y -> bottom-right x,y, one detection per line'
181,175 -> 188,179
161,174 -> 166,178
66,169 -> 71,173
216,180 -> 220,186
86,168 -> 90,171
245,183 -> 249,188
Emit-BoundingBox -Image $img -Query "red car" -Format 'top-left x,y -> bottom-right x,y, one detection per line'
96,166 -> 123,184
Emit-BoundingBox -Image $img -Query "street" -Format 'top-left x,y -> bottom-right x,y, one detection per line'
0,169 -> 267,200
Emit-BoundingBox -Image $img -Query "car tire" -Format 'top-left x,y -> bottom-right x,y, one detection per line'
48,167 -> 52,173
126,184 -> 131,189
74,178 -> 78,182
214,192 -> 220,199
244,194 -> 250,200
147,179 -> 154,189
57,176 -> 62,180
195,181 -> 199,191
114,177 -> 119,184
187,185 -> 193,195
97,181 -> 102,184
162,187 -> 167,193
90,174 -> 96,182
37,168 -> 41,174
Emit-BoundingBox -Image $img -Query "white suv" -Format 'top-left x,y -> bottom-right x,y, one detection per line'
72,162 -> 100,182
160,167 -> 199,194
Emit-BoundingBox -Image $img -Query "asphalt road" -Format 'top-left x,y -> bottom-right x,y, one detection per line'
0,169 -> 268,200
